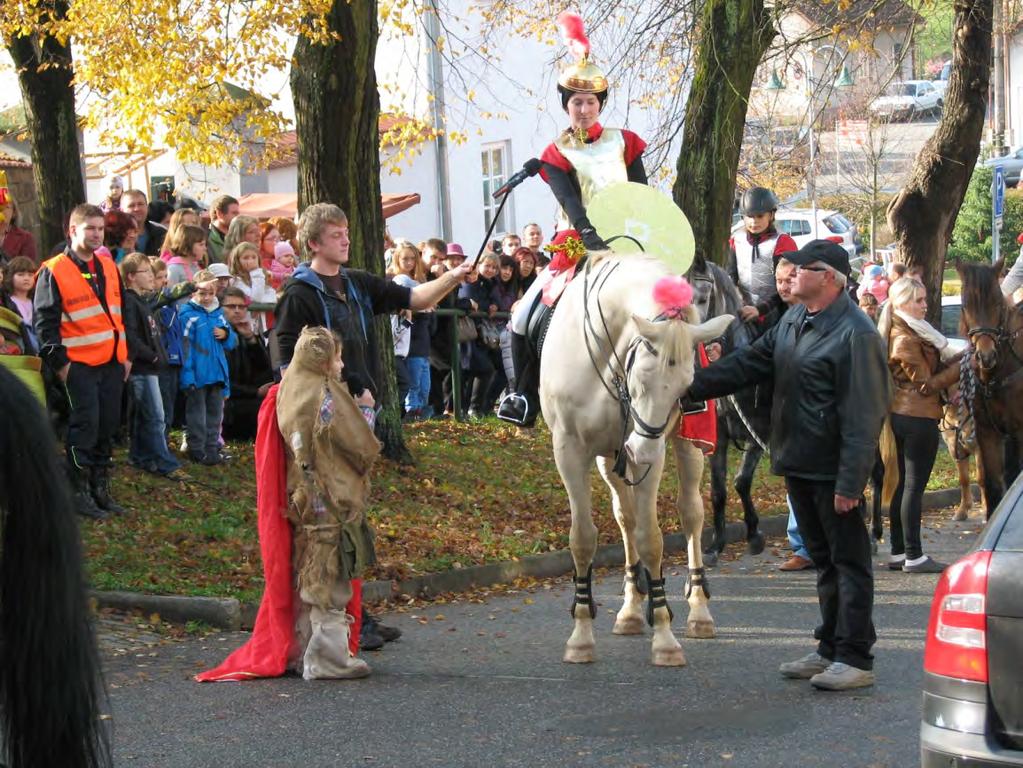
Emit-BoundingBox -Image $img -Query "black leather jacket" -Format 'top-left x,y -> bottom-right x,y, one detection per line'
688,291 -> 891,497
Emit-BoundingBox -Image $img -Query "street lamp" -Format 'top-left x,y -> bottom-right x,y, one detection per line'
764,50 -> 855,238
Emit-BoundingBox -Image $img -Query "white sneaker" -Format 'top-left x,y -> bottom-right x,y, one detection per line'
810,661 -> 875,690
779,652 -> 831,679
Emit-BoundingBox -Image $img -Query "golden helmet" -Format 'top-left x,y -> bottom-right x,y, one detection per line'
556,12 -> 608,95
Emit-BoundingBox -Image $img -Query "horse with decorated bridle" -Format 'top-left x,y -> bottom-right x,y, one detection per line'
956,260 -> 1023,518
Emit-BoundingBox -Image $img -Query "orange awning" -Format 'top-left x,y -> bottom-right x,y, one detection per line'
237,192 -> 421,220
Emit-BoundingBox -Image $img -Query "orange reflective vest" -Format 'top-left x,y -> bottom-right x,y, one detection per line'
43,251 -> 127,366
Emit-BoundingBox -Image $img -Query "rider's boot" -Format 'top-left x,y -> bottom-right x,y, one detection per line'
497,332 -> 539,427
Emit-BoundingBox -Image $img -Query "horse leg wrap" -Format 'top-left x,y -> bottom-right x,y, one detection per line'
624,562 -> 648,596
570,566 -> 597,620
685,567 -> 711,600
644,568 -> 674,627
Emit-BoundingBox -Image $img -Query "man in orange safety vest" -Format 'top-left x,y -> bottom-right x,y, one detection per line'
35,203 -> 131,519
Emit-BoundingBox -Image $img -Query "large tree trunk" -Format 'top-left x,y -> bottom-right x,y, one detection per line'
291,0 -> 413,464
887,0 -> 993,324
7,4 -> 86,256
673,0 -> 775,267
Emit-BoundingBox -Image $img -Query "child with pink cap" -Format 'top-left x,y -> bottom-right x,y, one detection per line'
270,240 -> 298,290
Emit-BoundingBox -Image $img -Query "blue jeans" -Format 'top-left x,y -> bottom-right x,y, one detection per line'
787,495 -> 810,560
129,374 -> 181,474
405,356 -> 431,412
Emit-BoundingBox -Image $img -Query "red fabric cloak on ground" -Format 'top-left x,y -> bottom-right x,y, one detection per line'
196,385 -> 296,681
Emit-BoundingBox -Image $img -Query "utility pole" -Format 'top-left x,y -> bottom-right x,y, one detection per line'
993,0 -> 1006,154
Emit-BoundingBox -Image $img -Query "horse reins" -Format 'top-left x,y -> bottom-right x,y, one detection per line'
579,258 -> 679,486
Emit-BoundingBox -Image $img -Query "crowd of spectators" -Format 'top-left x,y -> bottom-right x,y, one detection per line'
0,180 -> 550,498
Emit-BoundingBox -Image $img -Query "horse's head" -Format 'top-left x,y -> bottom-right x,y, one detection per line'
622,311 -> 733,466
958,259 -> 1007,376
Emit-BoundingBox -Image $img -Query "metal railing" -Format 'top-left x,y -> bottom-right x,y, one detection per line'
247,303 -> 512,422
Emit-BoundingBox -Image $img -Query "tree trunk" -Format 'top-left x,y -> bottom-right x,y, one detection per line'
673,0 -> 775,267
887,0 -> 993,324
291,0 -> 413,464
7,6 -> 86,256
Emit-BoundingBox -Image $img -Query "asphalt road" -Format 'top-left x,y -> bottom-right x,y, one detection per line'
103,510 -> 983,768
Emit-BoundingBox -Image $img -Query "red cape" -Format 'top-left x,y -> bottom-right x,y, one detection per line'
196,386 -> 295,681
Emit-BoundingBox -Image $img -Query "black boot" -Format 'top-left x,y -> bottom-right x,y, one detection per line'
362,608 -> 402,642
70,465 -> 107,520
90,466 -> 125,515
497,333 -> 539,427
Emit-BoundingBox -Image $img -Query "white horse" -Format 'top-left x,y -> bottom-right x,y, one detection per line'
540,252 -> 732,666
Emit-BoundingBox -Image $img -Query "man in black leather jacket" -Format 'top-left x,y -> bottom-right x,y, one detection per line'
688,240 -> 891,692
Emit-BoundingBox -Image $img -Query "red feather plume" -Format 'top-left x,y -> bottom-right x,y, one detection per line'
653,276 -> 694,318
557,11 -> 590,59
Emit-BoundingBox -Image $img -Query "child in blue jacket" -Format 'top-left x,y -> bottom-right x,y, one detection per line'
179,271 -> 237,465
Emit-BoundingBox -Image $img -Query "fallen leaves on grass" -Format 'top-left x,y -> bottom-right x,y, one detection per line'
86,420 -> 963,601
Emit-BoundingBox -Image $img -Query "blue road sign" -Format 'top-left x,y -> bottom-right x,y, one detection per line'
995,165 -> 1006,218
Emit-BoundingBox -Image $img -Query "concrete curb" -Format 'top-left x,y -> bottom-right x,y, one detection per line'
95,484 -> 979,631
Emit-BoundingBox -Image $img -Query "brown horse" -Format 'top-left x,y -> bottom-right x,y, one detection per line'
957,260 -> 1023,518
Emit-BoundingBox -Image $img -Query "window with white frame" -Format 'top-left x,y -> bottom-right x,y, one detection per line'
481,142 -> 512,234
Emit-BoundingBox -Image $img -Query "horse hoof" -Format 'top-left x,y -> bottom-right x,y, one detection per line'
953,507 -> 969,522
563,645 -> 596,664
651,646 -> 687,667
686,620 -> 716,639
703,550 -> 719,568
612,616 -> 646,635
746,533 -> 766,556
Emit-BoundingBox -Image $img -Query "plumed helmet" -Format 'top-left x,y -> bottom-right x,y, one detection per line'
556,12 -> 608,110
740,187 -> 779,216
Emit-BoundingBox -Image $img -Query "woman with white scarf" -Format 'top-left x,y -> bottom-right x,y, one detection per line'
878,277 -> 962,573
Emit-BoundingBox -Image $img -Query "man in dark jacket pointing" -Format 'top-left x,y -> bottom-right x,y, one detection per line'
688,240 -> 891,691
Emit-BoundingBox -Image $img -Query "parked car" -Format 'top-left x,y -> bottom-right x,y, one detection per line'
940,295 -> 968,354
870,80 -> 943,121
920,474 -> 1023,766
983,147 -> 1023,188
731,208 -> 859,259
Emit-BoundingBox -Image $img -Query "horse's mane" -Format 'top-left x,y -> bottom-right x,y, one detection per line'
959,261 -> 1006,320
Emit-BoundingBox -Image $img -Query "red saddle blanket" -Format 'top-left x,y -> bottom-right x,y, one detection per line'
677,344 -> 717,455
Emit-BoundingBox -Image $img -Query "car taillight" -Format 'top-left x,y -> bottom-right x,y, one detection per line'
825,235 -> 844,244
923,550 -> 991,682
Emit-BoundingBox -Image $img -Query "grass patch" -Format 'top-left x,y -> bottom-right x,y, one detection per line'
86,421 -> 964,599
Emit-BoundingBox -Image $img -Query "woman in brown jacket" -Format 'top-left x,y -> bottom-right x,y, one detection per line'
879,277 -> 961,573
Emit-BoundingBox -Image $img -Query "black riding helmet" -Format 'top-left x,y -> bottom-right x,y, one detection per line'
741,187 -> 779,216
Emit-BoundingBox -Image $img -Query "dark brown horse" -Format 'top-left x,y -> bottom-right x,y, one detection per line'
957,260 -> 1023,518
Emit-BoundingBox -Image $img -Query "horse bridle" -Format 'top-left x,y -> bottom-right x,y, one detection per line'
580,258 -> 680,484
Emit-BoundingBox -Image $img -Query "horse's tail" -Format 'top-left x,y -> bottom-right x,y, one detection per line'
879,416 -> 900,509
0,366 -> 110,768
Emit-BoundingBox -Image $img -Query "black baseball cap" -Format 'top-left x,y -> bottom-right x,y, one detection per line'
786,239 -> 851,277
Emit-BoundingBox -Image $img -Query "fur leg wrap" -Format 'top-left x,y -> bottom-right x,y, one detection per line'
644,568 -> 674,627
624,562 -> 648,596
685,566 -> 710,600
570,566 -> 597,620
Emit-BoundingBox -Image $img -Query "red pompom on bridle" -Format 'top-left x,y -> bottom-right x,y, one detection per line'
652,276 -> 694,319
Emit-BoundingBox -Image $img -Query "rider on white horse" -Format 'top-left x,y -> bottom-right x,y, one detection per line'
498,11 -> 649,428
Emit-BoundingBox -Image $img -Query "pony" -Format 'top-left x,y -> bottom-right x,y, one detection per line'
683,257 -> 769,567
0,365 -> 110,767
540,252 -> 732,666
956,259 -> 1023,518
